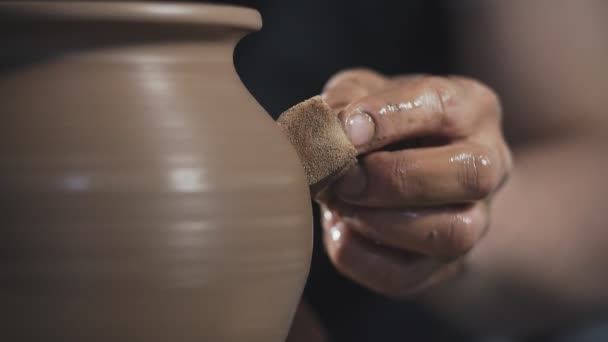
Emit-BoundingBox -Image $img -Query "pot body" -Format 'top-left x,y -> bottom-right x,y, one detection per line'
0,3 -> 312,341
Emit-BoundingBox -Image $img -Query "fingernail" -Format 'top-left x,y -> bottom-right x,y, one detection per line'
344,110 -> 375,147
334,165 -> 366,199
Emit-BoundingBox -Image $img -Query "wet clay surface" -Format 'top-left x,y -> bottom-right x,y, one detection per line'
0,3 -> 312,341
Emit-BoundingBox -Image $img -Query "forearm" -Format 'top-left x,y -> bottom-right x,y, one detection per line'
424,135 -> 608,335
453,0 -> 608,145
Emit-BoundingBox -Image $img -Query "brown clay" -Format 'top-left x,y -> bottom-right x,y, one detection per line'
0,2 -> 312,341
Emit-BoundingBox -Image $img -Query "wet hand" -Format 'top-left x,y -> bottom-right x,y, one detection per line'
319,69 -> 512,297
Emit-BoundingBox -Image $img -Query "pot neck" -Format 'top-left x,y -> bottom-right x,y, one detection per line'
0,3 -> 260,72
0,2 -> 262,32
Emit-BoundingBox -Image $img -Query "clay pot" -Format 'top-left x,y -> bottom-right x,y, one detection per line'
0,2 -> 312,341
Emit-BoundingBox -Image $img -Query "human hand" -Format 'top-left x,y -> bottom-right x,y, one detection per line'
319,69 -> 512,297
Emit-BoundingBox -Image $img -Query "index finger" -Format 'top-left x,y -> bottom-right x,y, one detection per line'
339,76 -> 500,154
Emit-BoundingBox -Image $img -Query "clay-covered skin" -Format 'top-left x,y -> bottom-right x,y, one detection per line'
319,69 -> 512,297
0,3 -> 312,341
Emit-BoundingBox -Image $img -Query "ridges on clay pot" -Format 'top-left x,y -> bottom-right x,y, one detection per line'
0,2 -> 312,341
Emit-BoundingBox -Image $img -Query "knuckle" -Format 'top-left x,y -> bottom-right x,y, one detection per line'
366,152 -> 412,199
476,155 -> 500,197
450,76 -> 502,125
456,147 -> 499,199
440,214 -> 478,258
389,153 -> 409,196
477,82 -> 500,106
385,152 -> 422,200
418,76 -> 459,133
468,78 -> 502,118
419,76 -> 450,102
481,90 -> 502,119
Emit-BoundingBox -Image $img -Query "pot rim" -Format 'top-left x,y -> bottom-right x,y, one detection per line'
0,1 -> 262,31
